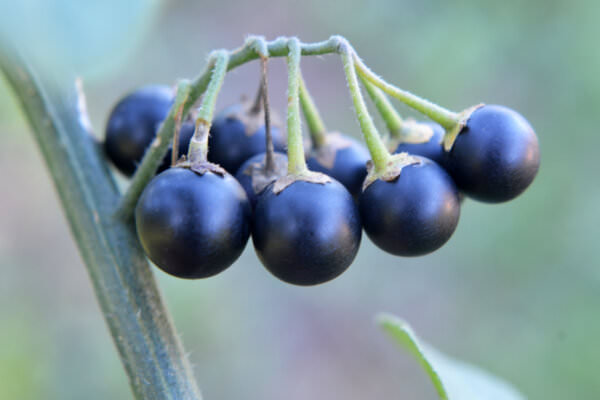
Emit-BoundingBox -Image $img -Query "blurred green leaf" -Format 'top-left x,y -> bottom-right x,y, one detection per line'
378,313 -> 525,400
0,0 -> 163,80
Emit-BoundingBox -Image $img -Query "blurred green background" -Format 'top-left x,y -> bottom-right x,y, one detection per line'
1,0 -> 598,399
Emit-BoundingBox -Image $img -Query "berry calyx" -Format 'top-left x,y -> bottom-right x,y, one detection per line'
392,121 -> 447,168
135,167 -> 251,278
235,152 -> 288,208
359,156 -> 461,256
252,179 -> 361,285
159,121 -> 194,172
306,133 -> 369,197
446,104 -> 540,203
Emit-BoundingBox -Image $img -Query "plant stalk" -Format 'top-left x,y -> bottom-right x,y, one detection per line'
0,48 -> 202,400
285,38 -> 308,175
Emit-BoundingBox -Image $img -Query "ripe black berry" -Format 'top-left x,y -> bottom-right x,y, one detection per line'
235,152 -> 288,208
104,85 -> 173,176
306,133 -> 369,197
135,167 -> 251,279
394,122 -> 447,167
208,103 -> 286,173
447,105 -> 540,203
252,179 -> 361,286
359,157 -> 460,256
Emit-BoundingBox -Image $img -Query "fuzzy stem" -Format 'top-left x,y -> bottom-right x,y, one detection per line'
171,81 -> 190,166
187,50 -> 229,164
352,53 -> 459,129
117,80 -> 191,219
360,75 -> 404,136
249,82 -> 264,114
338,41 -> 391,173
298,74 -> 327,148
285,38 -> 308,175
260,57 -> 276,172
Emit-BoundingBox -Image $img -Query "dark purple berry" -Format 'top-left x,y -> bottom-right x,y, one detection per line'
104,85 -> 173,176
252,179 -> 361,286
359,157 -> 460,256
135,167 -> 251,279
447,105 -> 540,203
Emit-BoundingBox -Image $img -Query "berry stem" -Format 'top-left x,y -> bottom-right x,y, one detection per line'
170,87 -> 188,166
187,50 -> 229,164
285,38 -> 309,175
298,74 -> 327,148
249,81 -> 264,115
338,41 -> 391,173
118,80 -> 191,219
360,75 -> 404,136
352,53 -> 459,129
260,56 -> 276,173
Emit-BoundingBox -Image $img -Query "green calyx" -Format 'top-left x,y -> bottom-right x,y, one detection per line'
362,152 -> 422,191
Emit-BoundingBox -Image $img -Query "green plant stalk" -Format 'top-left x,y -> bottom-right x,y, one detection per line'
339,42 -> 391,173
0,49 -> 202,400
187,50 -> 229,164
171,82 -> 189,167
352,52 -> 459,129
298,74 -> 327,148
360,75 -> 404,135
259,56 -> 276,172
286,38 -> 309,174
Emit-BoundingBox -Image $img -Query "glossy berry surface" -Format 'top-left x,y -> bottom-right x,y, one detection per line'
104,85 -> 173,176
447,105 -> 540,203
135,167 -> 251,279
359,157 -> 460,256
235,152 -> 288,208
394,121 -> 446,167
208,103 -> 287,173
252,179 -> 361,286
306,134 -> 369,197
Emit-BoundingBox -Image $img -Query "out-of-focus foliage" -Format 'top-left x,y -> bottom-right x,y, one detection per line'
379,314 -> 524,400
1,0 -> 598,399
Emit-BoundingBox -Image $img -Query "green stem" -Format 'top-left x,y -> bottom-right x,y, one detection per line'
187,50 -> 229,164
259,57 -> 276,172
352,53 -> 459,129
118,80 -> 191,220
338,41 -> 391,173
298,74 -> 327,148
286,38 -> 308,174
0,48 -> 202,400
360,75 -> 404,136
171,81 -> 190,166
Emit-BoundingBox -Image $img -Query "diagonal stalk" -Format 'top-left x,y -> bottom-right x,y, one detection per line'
0,48 -> 202,400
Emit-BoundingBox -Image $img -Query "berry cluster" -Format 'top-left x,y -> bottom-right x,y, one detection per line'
104,37 -> 539,286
